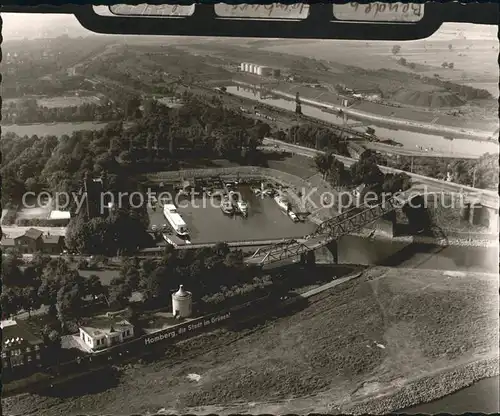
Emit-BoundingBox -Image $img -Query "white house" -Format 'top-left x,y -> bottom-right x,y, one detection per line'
79,317 -> 134,351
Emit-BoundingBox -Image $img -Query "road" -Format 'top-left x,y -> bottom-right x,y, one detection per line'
263,138 -> 500,210
363,141 -> 478,159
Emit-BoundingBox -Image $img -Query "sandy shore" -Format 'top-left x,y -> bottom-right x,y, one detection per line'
344,355 -> 500,414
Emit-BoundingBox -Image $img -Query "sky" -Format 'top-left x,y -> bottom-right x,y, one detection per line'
1,11 -> 498,41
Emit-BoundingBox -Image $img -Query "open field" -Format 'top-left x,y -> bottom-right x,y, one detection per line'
37,95 -> 103,108
1,122 -> 109,137
4,266 -> 498,415
256,23 -> 499,98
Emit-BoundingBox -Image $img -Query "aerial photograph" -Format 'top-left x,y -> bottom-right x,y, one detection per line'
1,6 -> 499,416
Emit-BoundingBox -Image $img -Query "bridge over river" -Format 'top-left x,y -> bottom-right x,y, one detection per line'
245,194 -> 404,266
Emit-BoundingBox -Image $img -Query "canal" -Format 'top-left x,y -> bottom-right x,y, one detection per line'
147,184 -> 316,243
147,186 -> 497,273
224,86 -> 499,157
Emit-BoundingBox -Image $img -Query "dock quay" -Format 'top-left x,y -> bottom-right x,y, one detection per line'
139,237 -> 301,254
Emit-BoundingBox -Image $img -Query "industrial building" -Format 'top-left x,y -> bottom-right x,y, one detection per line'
1,319 -> 47,379
240,62 -> 280,78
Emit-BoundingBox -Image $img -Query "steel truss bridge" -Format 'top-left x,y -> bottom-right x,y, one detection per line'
245,196 -> 401,266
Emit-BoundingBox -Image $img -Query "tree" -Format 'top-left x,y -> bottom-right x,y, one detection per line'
56,280 -> 85,326
142,267 -> 168,300
327,157 -> 347,189
448,62 -> 454,69
86,274 -> 105,299
350,151 -> 385,187
314,152 -> 334,179
392,45 -> 401,55
125,96 -> 141,119
1,253 -> 24,287
442,62 -> 448,68
19,287 -> 41,318
108,277 -> 133,308
38,278 -> 60,308
448,43 -> 453,51
1,289 -> 21,318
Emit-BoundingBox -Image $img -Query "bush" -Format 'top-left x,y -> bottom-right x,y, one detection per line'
77,259 -> 88,270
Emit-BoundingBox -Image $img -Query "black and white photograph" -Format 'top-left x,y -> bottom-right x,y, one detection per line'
1,4 -> 499,415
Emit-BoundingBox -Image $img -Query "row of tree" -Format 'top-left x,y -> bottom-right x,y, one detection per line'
273,124 -> 350,156
393,153 -> 498,190
314,149 -> 413,194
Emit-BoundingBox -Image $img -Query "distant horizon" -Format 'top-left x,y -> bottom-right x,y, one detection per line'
1,12 -> 498,42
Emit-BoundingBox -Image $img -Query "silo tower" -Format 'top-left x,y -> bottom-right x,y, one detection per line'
172,285 -> 193,318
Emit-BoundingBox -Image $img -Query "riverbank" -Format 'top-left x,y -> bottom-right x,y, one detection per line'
344,355 -> 499,414
400,374 -> 499,414
4,266 -> 497,415
232,81 -> 495,142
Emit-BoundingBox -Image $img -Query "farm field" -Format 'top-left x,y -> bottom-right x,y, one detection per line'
258,24 -> 499,97
4,94 -> 105,108
1,121 -> 110,137
3,266 -> 498,416
37,95 -> 104,108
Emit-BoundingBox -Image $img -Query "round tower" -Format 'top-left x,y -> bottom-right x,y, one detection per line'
172,285 -> 192,318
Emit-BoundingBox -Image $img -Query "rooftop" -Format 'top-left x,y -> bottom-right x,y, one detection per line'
1,226 -> 67,239
48,210 -> 71,220
42,235 -> 63,244
80,316 -> 133,338
1,319 -> 44,348
1,238 -> 16,247
19,228 -> 43,240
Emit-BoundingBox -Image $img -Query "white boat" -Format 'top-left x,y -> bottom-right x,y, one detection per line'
274,195 -> 289,212
287,211 -> 299,222
221,199 -> 234,215
236,200 -> 248,215
263,188 -> 275,197
163,204 -> 189,237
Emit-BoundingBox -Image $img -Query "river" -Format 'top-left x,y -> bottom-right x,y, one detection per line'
399,375 -> 499,414
225,86 -> 499,157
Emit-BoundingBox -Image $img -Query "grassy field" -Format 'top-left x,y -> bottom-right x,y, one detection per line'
1,121 -> 109,137
37,95 -> 103,108
4,266 -> 498,415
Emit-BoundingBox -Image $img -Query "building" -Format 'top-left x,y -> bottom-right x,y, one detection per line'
1,228 -> 65,255
0,238 -> 16,250
12,228 -> 43,253
1,319 -> 46,377
41,234 -> 64,254
79,317 -> 135,351
240,62 -> 280,77
47,210 -> 71,227
172,285 -> 193,318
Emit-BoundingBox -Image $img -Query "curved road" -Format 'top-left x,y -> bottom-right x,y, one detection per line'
263,137 -> 500,210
